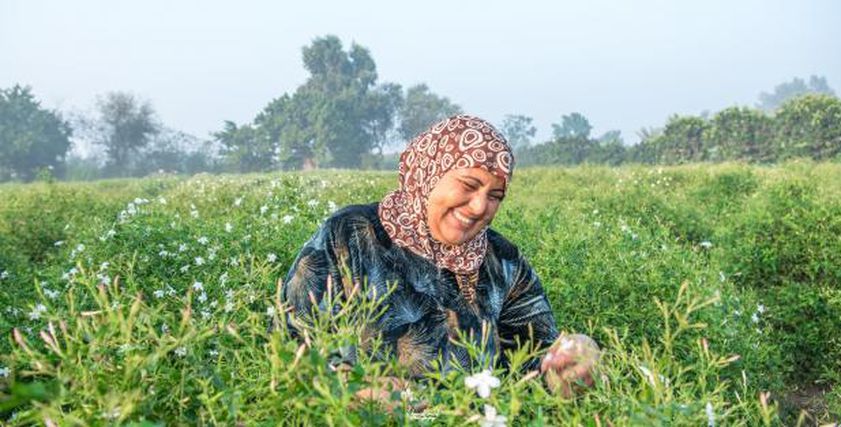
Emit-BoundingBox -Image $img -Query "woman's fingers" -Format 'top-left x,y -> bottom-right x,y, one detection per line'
540,348 -> 574,372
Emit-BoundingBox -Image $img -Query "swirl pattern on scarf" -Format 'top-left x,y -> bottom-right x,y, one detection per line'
378,114 -> 513,274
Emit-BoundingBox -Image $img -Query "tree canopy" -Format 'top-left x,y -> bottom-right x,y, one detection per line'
0,85 -> 72,181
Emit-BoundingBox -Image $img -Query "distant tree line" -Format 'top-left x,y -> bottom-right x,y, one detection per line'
519,91 -> 841,167
1,34 -> 839,182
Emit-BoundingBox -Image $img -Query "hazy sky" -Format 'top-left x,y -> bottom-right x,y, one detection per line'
2,0 -> 840,150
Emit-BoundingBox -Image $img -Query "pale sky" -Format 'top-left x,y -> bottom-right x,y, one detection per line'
2,0 -> 840,150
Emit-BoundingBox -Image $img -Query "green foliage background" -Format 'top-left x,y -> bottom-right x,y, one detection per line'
0,162 -> 839,425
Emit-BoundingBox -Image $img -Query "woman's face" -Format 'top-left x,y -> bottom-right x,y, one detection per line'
426,167 -> 506,246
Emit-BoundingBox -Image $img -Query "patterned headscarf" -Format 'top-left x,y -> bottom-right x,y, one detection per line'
378,114 -> 513,275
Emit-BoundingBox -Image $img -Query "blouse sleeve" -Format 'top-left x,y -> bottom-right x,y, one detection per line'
279,216 -> 359,333
497,254 -> 560,372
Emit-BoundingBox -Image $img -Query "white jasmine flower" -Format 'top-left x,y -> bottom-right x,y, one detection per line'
198,292 -> 207,303
153,289 -> 165,299
192,281 -> 204,292
260,205 -> 269,215
706,401 -> 715,427
224,222 -> 233,233
219,272 -> 229,286
0,270 -> 7,280
479,404 -> 507,427
43,287 -> 60,300
174,346 -> 187,357
234,197 -> 243,207
190,209 -> 199,219
179,265 -> 190,273
700,240 -> 713,249
194,256 -> 205,266
327,201 -> 337,212
266,305 -> 276,317
465,369 -> 500,399
54,240 -> 64,247
178,243 -> 188,253
282,214 -> 294,224
751,312 -> 760,323
28,303 -> 47,320
158,197 -> 167,204
638,365 -> 656,386
0,366 -> 10,377
307,199 -> 318,208
757,304 -> 766,314
197,236 -> 209,245
267,253 -> 277,263
209,349 -> 219,357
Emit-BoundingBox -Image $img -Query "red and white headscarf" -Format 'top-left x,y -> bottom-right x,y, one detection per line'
378,114 -> 514,274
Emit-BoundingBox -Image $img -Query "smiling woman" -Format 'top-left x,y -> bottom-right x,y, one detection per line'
280,114 -> 600,403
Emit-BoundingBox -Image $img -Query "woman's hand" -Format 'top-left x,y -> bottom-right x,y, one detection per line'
540,334 -> 601,398
352,376 -> 428,413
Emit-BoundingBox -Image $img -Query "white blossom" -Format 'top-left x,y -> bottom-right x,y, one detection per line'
0,366 -> 10,378
194,256 -> 205,266
465,369 -> 500,399
174,346 -> 187,357
28,303 -> 47,320
153,289 -> 165,299
706,401 -> 715,427
282,214 -> 294,224
700,240 -> 713,249
479,405 -> 507,427
192,281 -> 204,292
197,236 -> 209,245
260,205 -> 269,215
267,253 -> 277,263
224,222 -> 233,233
234,197 -> 243,207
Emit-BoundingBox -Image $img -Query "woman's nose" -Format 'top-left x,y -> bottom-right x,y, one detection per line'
468,194 -> 487,217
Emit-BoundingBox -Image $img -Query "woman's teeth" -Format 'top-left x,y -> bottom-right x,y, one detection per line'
453,211 -> 475,226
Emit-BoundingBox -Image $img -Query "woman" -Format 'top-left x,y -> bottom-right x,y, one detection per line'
281,114 -> 599,398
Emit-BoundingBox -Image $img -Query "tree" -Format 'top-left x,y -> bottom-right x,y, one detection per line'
0,85 -> 72,181
92,92 -> 159,177
551,112 -> 592,139
499,114 -> 536,152
233,35 -> 402,170
592,130 -> 626,165
298,36 -> 401,168
214,121 -> 274,173
704,107 -> 774,162
397,84 -> 462,142
135,128 -> 217,176
773,94 -> 841,160
758,75 -> 836,111
644,115 -> 710,164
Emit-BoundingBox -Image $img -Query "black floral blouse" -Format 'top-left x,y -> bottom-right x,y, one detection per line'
280,203 -> 559,376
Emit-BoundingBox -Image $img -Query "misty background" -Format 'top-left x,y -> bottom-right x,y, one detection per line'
1,0 -> 840,180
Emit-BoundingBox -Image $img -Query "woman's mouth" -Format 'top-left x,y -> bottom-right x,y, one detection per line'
451,210 -> 477,229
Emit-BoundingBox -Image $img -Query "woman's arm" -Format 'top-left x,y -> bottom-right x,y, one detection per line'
497,254 -> 560,371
